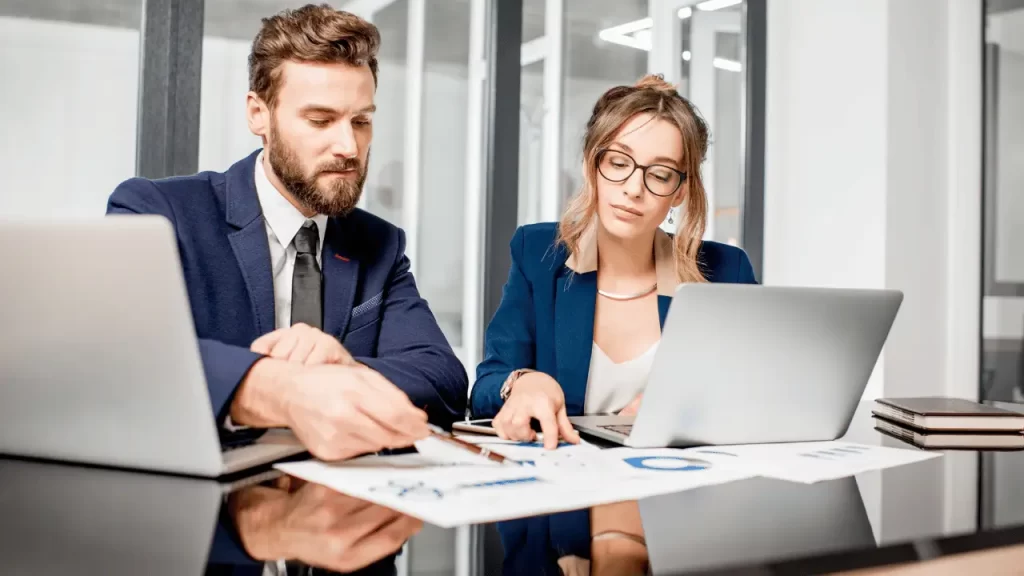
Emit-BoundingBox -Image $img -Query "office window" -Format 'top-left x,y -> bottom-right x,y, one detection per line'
677,1 -> 746,246
518,0 -> 650,225
515,0 -> 754,251
982,0 -> 1024,403
0,0 -> 141,217
416,1 -> 472,352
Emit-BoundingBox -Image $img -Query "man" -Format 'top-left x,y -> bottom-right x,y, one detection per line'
107,4 -> 467,461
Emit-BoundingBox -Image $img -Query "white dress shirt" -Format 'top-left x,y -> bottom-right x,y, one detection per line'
253,152 -> 329,330
222,154 -> 328,433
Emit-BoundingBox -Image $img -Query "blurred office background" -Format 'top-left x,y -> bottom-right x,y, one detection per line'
0,0 -> 1018,571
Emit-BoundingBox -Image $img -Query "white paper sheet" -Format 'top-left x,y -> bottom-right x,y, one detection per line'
275,441 -> 754,528
275,438 -> 939,526
674,441 -> 942,484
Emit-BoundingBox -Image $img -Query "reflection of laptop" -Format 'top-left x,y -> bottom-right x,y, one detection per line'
0,217 -> 307,476
571,285 -> 903,447
0,457 -> 279,576
639,476 -> 877,574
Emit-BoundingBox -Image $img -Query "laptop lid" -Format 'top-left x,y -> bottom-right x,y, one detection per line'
627,284 -> 903,447
0,457 -> 224,576
0,217 -> 223,476
639,476 -> 877,574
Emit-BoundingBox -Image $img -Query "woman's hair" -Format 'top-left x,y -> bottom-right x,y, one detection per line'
248,4 -> 380,109
557,74 -> 711,283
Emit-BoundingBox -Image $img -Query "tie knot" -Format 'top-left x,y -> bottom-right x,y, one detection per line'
294,222 -> 319,256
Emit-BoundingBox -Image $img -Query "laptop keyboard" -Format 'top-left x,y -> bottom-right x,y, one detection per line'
600,424 -> 634,436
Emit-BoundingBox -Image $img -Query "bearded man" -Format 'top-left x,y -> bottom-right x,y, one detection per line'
107,4 -> 467,461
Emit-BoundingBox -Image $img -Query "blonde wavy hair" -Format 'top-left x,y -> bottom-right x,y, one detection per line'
557,75 -> 710,283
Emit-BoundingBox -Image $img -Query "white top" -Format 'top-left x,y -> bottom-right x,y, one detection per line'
253,152 -> 329,330
583,341 -> 660,414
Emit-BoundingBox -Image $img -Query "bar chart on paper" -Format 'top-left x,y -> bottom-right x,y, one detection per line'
686,441 -> 941,484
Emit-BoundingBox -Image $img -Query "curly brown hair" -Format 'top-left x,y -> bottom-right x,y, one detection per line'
248,3 -> 380,108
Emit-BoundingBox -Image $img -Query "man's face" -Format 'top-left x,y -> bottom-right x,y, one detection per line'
256,60 -> 375,217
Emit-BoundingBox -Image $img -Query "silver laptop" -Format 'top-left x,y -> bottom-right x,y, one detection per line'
0,217 -> 307,477
571,284 -> 903,447
639,476 -> 877,573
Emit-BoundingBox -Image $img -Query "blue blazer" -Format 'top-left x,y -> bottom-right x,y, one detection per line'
106,150 -> 468,425
470,222 -> 756,418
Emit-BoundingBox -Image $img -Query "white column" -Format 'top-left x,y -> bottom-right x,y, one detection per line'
402,0 -> 426,277
462,0 -> 489,380
648,0 -> 686,84
765,0 -> 982,542
942,0 -> 982,535
540,0 -> 565,222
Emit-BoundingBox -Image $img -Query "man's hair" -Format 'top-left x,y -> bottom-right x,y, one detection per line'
248,4 -> 380,108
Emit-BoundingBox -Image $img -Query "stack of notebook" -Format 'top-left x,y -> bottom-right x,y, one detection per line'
872,397 -> 1024,449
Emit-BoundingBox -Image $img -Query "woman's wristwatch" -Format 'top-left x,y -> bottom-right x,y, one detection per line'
499,368 -> 535,401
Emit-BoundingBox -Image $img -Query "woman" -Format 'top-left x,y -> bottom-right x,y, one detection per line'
470,75 -> 757,448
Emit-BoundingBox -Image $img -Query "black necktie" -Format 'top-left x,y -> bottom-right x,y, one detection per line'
291,222 -> 322,329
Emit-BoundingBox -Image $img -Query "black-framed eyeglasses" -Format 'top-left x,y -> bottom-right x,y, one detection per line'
595,149 -> 687,197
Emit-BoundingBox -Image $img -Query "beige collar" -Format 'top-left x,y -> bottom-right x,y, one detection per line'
564,223 -> 679,296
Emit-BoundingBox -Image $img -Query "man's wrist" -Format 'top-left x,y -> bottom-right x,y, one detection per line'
230,358 -> 302,428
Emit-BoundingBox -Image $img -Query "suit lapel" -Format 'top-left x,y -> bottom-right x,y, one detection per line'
554,271 -> 596,416
225,151 -> 275,335
657,295 -> 671,329
322,217 -> 360,337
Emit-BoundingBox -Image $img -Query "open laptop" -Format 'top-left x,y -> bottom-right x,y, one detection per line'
639,476 -> 877,574
0,217 -> 307,477
571,284 -> 903,447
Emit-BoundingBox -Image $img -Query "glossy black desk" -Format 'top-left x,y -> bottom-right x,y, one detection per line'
1,402 -> 1022,576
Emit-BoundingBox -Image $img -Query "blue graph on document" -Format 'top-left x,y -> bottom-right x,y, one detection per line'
369,477 -> 541,500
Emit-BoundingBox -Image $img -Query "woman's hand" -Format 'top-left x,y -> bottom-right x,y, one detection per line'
493,372 -> 580,449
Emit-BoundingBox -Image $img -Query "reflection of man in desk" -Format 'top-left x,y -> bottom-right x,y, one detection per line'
213,477 -> 422,575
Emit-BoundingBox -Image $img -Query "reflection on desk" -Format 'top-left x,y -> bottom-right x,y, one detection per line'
0,401 -> 1022,575
0,459 -> 413,576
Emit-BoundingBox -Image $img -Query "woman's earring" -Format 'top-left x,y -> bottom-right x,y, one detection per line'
667,207 -> 676,225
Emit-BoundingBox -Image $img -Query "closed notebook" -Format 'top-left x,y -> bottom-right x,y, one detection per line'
874,417 -> 1024,450
873,397 -> 1024,432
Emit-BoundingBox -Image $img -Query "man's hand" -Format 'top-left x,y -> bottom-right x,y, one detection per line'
229,361 -> 430,461
230,481 -> 423,572
251,323 -> 354,365
283,364 -> 430,460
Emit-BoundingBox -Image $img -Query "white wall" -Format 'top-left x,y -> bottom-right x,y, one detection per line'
764,0 -> 889,400
0,17 -> 139,218
766,0 -> 982,543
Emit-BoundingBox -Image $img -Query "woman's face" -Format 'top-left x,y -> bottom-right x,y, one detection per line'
593,113 -> 686,243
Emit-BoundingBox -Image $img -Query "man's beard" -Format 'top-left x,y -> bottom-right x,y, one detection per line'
266,123 -> 368,217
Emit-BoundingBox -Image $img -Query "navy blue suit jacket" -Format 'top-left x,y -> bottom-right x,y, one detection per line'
471,222 -> 756,573
471,222 -> 756,418
106,150 -> 468,425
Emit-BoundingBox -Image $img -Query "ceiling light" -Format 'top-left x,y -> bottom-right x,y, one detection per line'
677,6 -> 693,19
697,0 -> 743,11
713,57 -> 742,72
598,17 -> 654,51
682,50 -> 692,61
633,29 -> 652,47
